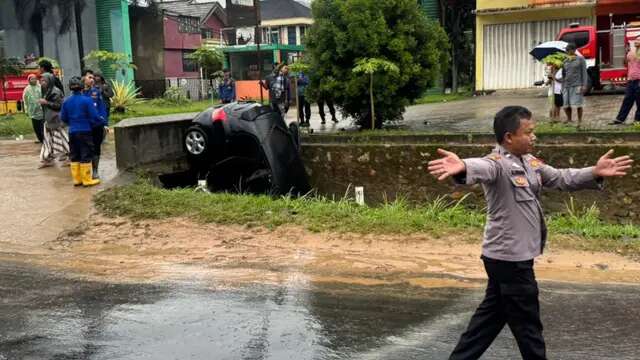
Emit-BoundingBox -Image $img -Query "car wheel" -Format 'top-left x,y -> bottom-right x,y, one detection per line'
184,126 -> 208,159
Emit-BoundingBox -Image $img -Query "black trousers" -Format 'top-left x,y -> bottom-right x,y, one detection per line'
616,80 -> 640,122
298,95 -> 311,123
449,256 -> 546,360
91,126 -> 105,161
317,98 -> 336,121
31,118 -> 44,143
69,131 -> 95,163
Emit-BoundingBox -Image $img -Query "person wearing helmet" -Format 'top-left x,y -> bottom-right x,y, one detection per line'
60,76 -> 102,187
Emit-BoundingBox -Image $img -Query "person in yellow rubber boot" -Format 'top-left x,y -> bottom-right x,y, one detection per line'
60,76 -> 102,187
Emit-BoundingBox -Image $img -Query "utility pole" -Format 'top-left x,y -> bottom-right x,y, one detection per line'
254,0 -> 263,103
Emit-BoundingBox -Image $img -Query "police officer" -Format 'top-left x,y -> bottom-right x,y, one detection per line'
427,106 -> 633,360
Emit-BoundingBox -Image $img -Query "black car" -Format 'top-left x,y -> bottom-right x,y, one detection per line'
183,102 -> 310,195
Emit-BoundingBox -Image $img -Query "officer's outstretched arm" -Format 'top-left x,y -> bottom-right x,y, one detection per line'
539,150 -> 632,191
428,148 -> 498,184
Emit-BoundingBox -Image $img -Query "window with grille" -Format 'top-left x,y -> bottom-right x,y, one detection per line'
288,26 -> 297,45
178,16 -> 200,33
182,50 -> 198,72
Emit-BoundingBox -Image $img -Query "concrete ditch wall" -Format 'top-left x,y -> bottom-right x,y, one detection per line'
114,114 -> 640,221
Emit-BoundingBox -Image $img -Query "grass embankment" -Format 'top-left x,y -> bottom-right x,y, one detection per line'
95,180 -> 640,257
0,100 -> 217,138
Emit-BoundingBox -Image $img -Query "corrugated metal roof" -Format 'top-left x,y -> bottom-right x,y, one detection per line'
260,0 -> 311,21
156,0 -> 220,21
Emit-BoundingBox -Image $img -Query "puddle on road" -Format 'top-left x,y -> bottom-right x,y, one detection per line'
1,260 -> 640,360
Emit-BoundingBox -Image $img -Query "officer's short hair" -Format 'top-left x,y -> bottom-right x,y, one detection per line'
566,42 -> 577,51
82,69 -> 94,77
494,106 -> 532,143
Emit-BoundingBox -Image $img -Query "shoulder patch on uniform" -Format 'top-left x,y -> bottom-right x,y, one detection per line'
528,156 -> 544,168
487,154 -> 501,161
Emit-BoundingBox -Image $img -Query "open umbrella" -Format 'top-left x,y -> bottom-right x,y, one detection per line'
529,41 -> 581,61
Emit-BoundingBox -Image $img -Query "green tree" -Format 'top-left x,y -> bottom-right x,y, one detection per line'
440,0 -> 475,92
84,50 -> 137,78
352,58 -> 399,130
305,0 -> 449,128
187,46 -> 224,79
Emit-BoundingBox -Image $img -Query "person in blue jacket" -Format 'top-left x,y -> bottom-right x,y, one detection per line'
60,76 -> 101,187
218,70 -> 236,104
82,70 -> 108,179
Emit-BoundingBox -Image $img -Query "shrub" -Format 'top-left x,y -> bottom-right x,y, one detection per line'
305,0 -> 450,128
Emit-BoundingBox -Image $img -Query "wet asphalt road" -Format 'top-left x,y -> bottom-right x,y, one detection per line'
288,91 -> 629,134
1,260 -> 640,360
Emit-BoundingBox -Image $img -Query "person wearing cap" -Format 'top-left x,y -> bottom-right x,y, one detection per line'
22,74 -> 44,143
60,76 -> 102,187
611,35 -> 640,125
428,106 -> 633,360
561,43 -> 588,126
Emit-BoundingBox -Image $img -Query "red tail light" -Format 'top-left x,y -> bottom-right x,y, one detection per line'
211,108 -> 227,123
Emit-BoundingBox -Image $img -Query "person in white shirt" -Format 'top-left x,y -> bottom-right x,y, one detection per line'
546,64 -> 563,121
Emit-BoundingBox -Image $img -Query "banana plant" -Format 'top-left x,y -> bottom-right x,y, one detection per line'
352,58 -> 399,130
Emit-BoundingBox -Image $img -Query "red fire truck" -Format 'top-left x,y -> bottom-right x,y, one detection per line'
0,62 -> 62,115
557,21 -> 640,92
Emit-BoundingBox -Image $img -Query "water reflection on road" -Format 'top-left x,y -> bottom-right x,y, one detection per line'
1,261 -> 639,360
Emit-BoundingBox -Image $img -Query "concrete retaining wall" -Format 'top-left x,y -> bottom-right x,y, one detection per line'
114,114 -> 640,221
114,113 -> 197,174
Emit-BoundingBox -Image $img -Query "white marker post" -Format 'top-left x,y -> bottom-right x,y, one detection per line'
355,186 -> 365,206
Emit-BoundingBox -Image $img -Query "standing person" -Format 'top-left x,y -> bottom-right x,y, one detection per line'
296,71 -> 311,127
60,76 -> 101,187
427,106 -> 632,360
261,63 -> 290,119
562,43 -> 588,126
610,35 -> 640,125
38,73 -> 69,168
22,74 -> 45,143
218,70 -> 236,104
547,64 -> 563,121
317,82 -> 338,125
82,70 -> 108,179
93,71 -> 114,118
38,59 -> 64,95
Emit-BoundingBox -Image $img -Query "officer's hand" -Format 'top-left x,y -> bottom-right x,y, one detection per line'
427,148 -> 466,181
593,149 -> 633,177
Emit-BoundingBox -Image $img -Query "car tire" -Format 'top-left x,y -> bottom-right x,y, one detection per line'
184,126 -> 209,162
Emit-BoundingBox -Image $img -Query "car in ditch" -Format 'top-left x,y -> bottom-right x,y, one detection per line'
183,101 -> 310,195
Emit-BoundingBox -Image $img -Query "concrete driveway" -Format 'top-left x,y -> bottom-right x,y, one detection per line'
287,91 -> 631,133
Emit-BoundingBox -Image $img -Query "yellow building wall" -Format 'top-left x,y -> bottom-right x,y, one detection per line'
475,6 -> 595,90
477,0 -> 528,11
